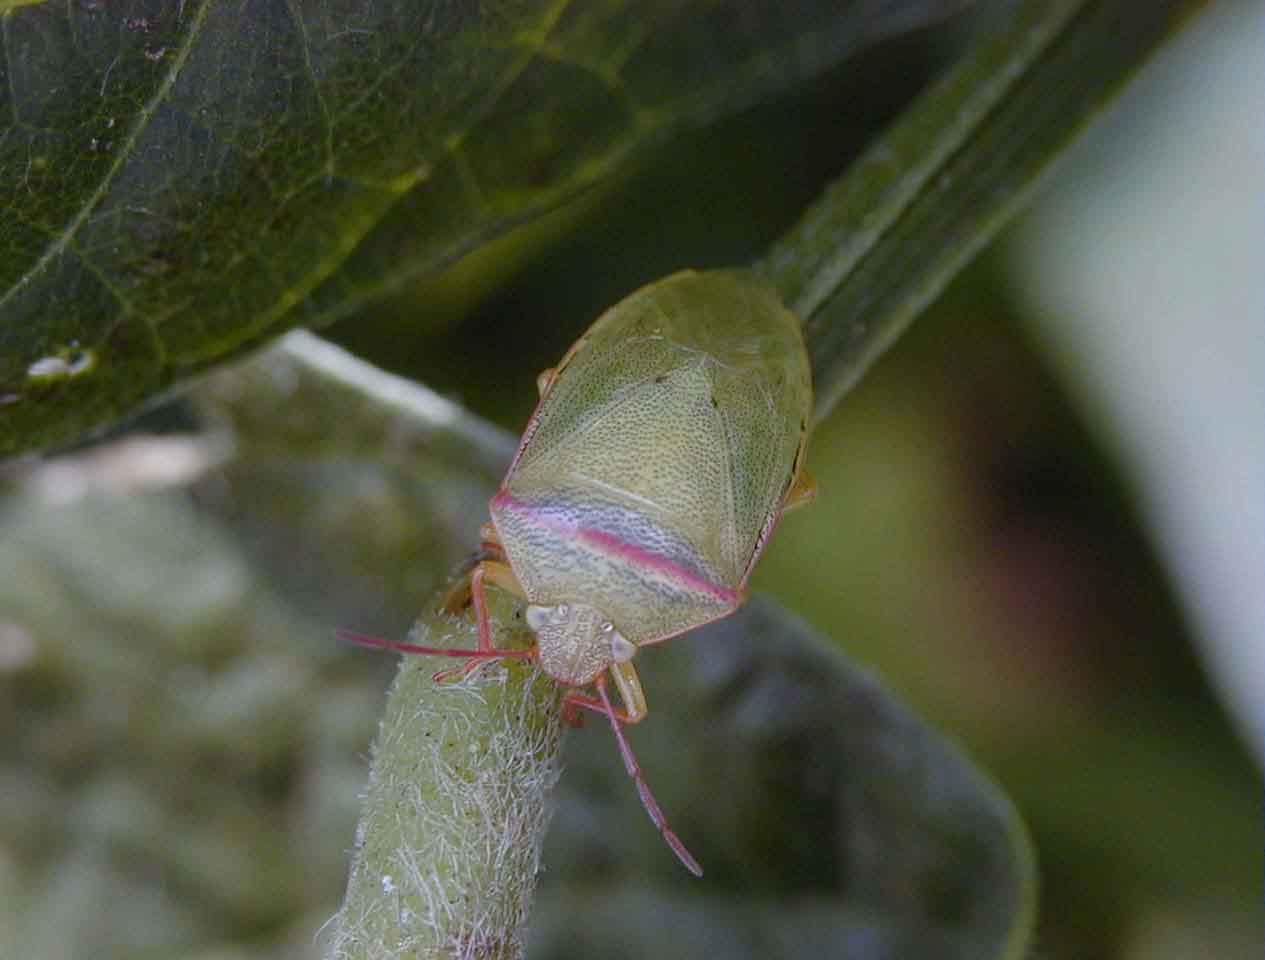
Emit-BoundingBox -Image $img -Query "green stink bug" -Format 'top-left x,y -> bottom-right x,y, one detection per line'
346,270 -> 814,875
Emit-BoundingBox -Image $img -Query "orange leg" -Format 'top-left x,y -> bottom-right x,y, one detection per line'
344,559 -> 532,681
440,529 -> 509,616
562,693 -> 634,724
559,699 -> 587,729
535,367 -> 556,398
433,560 -> 533,682
479,521 -> 505,555
783,467 -> 817,511
561,661 -> 648,724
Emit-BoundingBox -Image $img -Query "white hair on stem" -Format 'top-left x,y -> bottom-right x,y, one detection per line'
322,599 -> 564,959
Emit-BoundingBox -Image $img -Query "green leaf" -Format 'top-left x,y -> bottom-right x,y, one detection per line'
756,0 -> 1207,420
532,595 -> 1036,960
0,0 -> 965,456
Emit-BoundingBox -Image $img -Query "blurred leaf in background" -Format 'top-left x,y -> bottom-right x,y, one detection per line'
1011,0 -> 1264,764
531,596 -> 1033,960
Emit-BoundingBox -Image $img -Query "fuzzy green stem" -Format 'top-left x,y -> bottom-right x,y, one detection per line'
325,592 -> 563,959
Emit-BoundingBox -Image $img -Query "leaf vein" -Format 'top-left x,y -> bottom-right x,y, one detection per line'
0,0 -> 212,314
283,0 -> 335,179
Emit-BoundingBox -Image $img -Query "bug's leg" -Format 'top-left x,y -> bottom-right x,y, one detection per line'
478,521 -> 509,557
469,561 -> 526,649
441,521 -> 513,614
439,553 -> 484,612
479,526 -> 500,554
344,560 -> 533,681
559,695 -> 587,729
592,673 -> 702,877
432,561 -> 531,682
782,467 -> 817,512
535,367 -> 556,397
439,545 -> 519,612
336,613 -> 534,677
561,661 -> 647,724
611,661 -> 648,723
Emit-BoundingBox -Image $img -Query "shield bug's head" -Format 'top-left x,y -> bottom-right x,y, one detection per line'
525,601 -> 636,687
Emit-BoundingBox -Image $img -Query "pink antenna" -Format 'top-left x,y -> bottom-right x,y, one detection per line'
336,628 -> 532,682
595,675 -> 703,877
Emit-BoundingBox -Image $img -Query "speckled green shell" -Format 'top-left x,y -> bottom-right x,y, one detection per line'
490,270 -> 812,647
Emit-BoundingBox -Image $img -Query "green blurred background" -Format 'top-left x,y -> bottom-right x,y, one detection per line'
1,1 -> 1259,958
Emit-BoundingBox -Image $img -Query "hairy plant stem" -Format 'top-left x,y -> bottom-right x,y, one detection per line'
325,594 -> 563,960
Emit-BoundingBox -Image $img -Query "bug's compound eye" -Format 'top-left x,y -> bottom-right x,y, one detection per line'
525,604 -> 552,631
610,631 -> 637,663
526,603 -> 575,632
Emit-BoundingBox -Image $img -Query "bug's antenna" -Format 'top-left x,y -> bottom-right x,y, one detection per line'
595,675 -> 703,877
336,628 -> 532,682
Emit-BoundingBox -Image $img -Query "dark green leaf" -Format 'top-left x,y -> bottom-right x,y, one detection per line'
755,0 -> 1207,420
533,595 -> 1036,960
0,0 -> 966,455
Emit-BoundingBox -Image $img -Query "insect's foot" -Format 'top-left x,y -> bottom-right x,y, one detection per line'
432,656 -> 493,684
559,698 -> 587,728
432,648 -> 535,683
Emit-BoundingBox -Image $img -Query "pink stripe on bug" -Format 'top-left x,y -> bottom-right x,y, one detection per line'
492,490 -> 740,606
